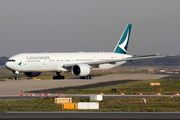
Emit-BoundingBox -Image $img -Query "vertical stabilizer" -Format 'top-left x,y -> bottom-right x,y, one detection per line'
113,24 -> 132,54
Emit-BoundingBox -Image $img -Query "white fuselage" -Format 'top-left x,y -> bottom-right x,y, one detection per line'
5,52 -> 132,72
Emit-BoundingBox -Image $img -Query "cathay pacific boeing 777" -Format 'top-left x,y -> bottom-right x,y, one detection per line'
5,24 -> 164,80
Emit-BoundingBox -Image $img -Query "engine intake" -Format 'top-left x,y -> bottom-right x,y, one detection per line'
72,64 -> 90,76
24,72 -> 41,77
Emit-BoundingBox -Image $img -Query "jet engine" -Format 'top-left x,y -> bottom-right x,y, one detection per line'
24,72 -> 41,77
72,64 -> 90,76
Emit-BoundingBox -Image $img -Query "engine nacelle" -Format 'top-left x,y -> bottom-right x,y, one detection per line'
24,72 -> 41,77
72,64 -> 90,76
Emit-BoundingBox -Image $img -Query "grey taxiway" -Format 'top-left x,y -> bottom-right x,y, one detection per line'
0,73 -> 168,96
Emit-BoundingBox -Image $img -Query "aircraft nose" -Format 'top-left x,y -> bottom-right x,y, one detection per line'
5,62 -> 11,70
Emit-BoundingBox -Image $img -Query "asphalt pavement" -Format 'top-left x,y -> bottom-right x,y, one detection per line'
0,73 -> 169,95
1,112 -> 180,119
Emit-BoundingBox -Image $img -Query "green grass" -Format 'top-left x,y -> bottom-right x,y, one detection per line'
99,97 -> 180,112
0,97 -> 61,111
64,79 -> 180,95
1,79 -> 180,111
1,97 -> 180,111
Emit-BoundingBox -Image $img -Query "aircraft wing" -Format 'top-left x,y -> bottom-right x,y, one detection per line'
63,54 -> 165,68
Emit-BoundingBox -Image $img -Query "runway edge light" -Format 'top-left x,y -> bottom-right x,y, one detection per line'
57,91 -> 62,95
39,92 -> 44,96
118,92 -> 125,95
45,91 -> 50,96
174,91 -> 179,95
28,92 -> 34,96
20,90 -> 25,96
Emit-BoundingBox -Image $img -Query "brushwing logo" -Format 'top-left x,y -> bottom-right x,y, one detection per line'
118,30 -> 129,53
18,61 -> 22,66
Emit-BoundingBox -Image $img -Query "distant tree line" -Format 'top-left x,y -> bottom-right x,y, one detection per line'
123,55 -> 180,66
0,56 -> 9,66
0,55 -> 180,66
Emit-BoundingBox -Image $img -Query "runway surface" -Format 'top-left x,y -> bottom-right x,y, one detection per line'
1,112 -> 180,119
0,73 -> 168,96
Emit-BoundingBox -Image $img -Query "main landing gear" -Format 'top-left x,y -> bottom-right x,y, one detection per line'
80,75 -> 92,79
53,72 -> 65,79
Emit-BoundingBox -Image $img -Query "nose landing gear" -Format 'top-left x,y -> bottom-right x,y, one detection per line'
14,71 -> 19,80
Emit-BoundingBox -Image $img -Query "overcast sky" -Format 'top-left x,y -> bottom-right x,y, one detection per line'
0,0 -> 180,57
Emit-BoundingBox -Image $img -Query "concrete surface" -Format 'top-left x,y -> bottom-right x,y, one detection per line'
0,74 -> 168,95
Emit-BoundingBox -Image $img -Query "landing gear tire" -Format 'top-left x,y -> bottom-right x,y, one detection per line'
15,77 -> 19,80
80,76 -> 86,79
53,75 -> 65,79
88,75 -> 92,79
80,75 -> 92,79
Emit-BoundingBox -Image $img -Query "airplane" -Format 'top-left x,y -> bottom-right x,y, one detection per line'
5,24 -> 165,80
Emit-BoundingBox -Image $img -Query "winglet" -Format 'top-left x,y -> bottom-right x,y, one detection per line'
113,24 -> 132,54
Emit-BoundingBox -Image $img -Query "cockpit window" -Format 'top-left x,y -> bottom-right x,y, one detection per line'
7,59 -> 16,62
